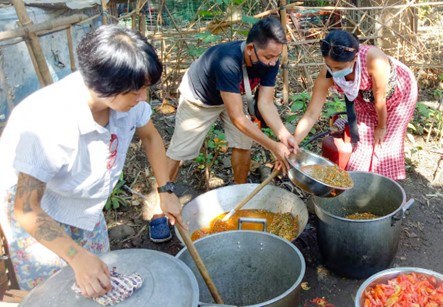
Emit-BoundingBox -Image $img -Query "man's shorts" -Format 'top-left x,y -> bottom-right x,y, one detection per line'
166,72 -> 253,161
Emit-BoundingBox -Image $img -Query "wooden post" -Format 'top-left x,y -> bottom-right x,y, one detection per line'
131,1 -> 137,30
138,0 -> 146,35
11,0 -> 53,87
101,0 -> 108,24
66,26 -> 76,72
279,0 -> 289,104
139,13 -> 146,35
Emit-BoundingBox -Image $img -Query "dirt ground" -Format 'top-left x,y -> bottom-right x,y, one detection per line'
106,99 -> 443,307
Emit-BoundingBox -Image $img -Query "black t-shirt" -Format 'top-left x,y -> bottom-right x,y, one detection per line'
187,41 -> 279,106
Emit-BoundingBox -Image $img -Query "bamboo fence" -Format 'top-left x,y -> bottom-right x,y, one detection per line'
0,0 -> 442,108
1,0 -> 442,295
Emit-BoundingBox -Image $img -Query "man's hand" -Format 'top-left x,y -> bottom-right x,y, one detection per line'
374,126 -> 386,146
159,193 -> 185,229
279,134 -> 298,153
270,142 -> 291,174
70,250 -> 111,298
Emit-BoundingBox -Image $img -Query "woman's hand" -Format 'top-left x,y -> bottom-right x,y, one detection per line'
374,126 -> 387,146
159,192 -> 185,229
70,250 -> 111,298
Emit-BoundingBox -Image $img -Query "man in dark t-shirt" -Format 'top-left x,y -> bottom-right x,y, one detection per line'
165,17 -> 296,188
187,40 -> 279,106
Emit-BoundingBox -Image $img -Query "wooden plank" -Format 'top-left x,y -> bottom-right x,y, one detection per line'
0,14 -> 88,42
12,0 -> 53,86
280,0 -> 289,104
101,0 -> 108,24
66,26 -> 76,72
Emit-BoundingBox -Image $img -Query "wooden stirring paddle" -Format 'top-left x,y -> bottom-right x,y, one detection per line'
121,186 -> 224,304
176,224 -> 224,304
221,168 -> 280,222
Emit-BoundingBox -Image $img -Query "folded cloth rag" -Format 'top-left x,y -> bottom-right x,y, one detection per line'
72,267 -> 143,306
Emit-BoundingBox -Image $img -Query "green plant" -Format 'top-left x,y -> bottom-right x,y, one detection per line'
195,125 -> 228,170
323,96 -> 346,118
409,102 -> 433,135
286,92 -> 311,123
261,127 -> 276,140
194,124 -> 228,189
104,174 -> 129,211
405,132 -> 423,169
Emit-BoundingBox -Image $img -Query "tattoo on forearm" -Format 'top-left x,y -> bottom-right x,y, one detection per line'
16,173 -> 45,213
66,246 -> 78,259
34,213 -> 66,242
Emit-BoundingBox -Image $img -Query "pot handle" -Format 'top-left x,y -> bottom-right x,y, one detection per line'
238,217 -> 267,232
402,198 -> 415,216
391,199 -> 415,226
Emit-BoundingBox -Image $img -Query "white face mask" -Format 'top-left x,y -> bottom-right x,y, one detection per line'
328,55 -> 362,101
326,63 -> 354,78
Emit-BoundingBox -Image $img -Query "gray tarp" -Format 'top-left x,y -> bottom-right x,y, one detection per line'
0,5 -> 100,127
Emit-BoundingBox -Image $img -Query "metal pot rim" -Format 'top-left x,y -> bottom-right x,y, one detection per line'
176,230 -> 306,307
175,183 -> 309,244
354,267 -> 443,307
313,171 -> 406,222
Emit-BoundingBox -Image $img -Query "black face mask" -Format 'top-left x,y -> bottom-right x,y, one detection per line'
249,45 -> 275,71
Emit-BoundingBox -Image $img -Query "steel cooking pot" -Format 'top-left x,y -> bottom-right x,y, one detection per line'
354,267 -> 443,307
313,171 -> 415,279
286,148 -> 353,198
174,184 -> 309,245
176,231 -> 306,306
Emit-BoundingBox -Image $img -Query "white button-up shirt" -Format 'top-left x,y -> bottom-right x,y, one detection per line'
0,72 -> 152,230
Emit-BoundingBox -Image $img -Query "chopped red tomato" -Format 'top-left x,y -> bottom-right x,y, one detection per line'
363,272 -> 443,307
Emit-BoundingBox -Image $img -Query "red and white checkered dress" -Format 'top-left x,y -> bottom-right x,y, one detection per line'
335,45 -> 418,180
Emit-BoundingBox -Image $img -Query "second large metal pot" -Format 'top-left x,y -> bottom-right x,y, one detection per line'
313,171 -> 415,279
175,184 -> 309,244
176,231 -> 306,306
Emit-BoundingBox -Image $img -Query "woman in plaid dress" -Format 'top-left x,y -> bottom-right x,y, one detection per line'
293,30 -> 417,180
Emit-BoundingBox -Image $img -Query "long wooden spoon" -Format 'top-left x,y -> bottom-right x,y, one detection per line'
122,185 -> 224,304
176,224 -> 224,304
221,168 -> 280,222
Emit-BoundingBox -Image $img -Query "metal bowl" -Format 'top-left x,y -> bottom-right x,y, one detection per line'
355,267 -> 443,307
286,148 -> 353,198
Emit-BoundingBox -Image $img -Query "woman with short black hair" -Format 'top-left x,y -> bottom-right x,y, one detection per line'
293,30 -> 417,180
0,25 -> 183,297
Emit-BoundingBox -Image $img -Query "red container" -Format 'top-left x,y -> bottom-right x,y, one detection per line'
322,114 -> 353,170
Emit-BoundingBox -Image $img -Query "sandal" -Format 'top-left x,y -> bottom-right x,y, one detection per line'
149,217 -> 172,243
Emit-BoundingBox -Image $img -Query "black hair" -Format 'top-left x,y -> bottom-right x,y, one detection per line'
76,25 -> 162,97
246,17 -> 287,49
320,30 -> 359,62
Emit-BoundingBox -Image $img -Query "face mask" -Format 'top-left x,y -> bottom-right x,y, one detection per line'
326,64 -> 354,78
250,45 -> 277,71
252,59 -> 272,71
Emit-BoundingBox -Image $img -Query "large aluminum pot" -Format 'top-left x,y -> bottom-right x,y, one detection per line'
354,267 -> 443,307
176,231 -> 306,306
313,171 -> 415,279
19,249 -> 199,307
175,184 -> 309,244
